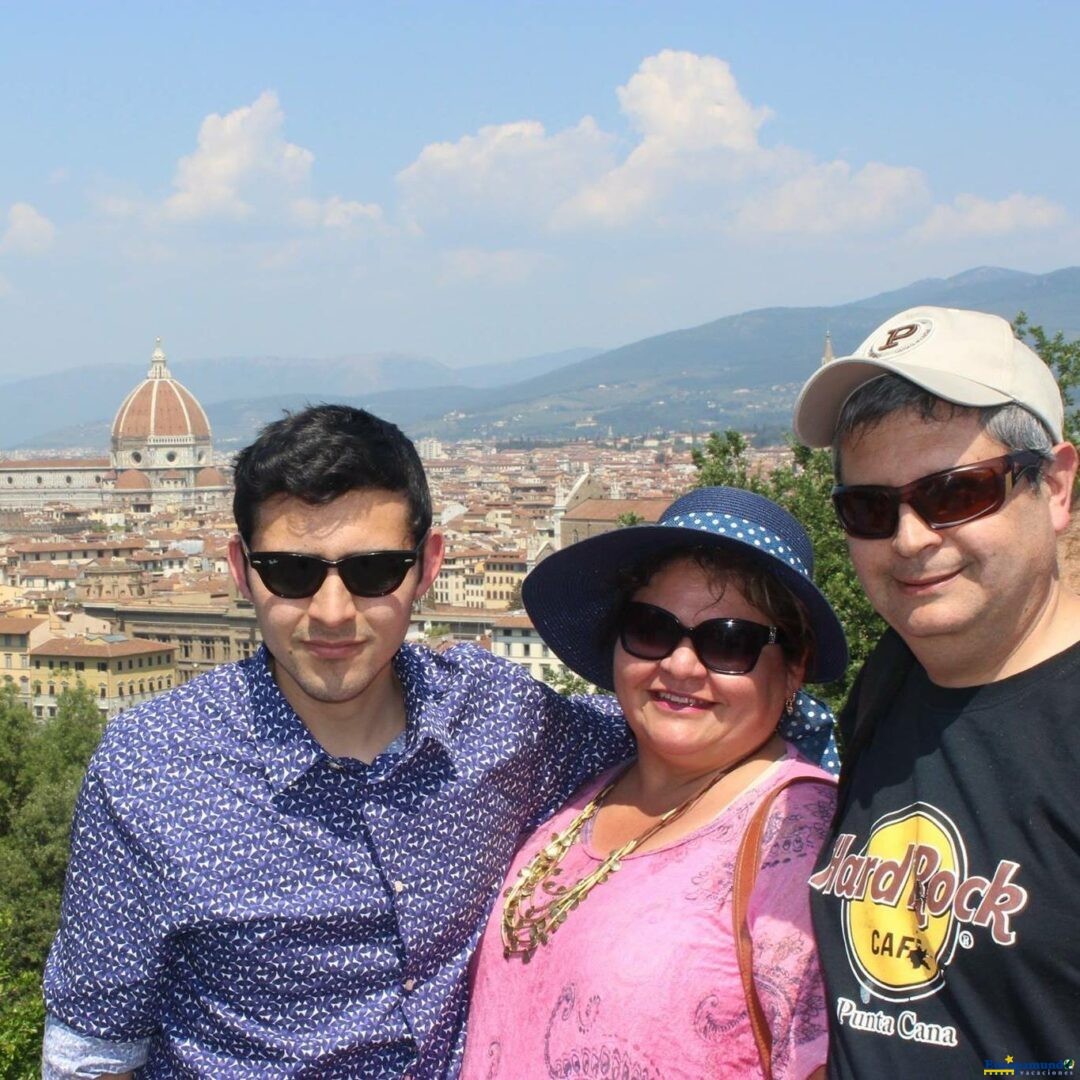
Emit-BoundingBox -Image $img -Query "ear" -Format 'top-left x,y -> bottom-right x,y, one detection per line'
1043,441 -> 1078,535
786,653 -> 809,700
415,530 -> 445,600
227,534 -> 255,601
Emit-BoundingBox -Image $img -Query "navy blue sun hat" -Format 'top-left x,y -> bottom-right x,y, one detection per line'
523,486 -> 848,688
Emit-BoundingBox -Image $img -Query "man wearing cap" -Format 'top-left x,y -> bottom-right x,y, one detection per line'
793,307 -> 1079,1077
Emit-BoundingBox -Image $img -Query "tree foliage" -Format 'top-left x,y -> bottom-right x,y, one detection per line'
693,431 -> 884,706
1013,311 -> 1080,447
0,910 -> 42,1080
0,683 -> 106,1073
543,665 -> 602,697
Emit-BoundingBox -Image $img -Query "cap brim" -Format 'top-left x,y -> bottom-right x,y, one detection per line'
794,357 -> 1013,448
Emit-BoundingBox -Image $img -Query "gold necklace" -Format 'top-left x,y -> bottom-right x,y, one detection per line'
501,759 -> 741,961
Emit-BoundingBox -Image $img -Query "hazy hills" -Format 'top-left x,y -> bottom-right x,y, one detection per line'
5,266 -> 1078,450
1,346 -> 599,450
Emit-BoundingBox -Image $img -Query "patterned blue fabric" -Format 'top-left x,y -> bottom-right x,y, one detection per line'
43,644 -> 634,1079
783,688 -> 841,775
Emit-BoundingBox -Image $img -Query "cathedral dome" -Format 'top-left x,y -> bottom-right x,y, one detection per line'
111,340 -> 213,472
195,465 -> 227,488
112,340 -> 211,444
115,468 -> 152,490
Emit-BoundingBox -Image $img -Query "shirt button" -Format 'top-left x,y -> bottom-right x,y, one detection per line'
403,977 -> 416,992
327,760 -> 344,771
393,880 -> 405,894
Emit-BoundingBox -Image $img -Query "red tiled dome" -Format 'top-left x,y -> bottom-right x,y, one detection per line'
111,341 -> 211,442
115,469 -> 152,490
194,466 -> 227,487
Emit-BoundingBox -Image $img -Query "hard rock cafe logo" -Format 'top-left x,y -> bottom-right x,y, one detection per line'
809,803 -> 1029,1003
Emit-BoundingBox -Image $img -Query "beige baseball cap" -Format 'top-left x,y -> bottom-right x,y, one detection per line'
793,306 -> 1065,447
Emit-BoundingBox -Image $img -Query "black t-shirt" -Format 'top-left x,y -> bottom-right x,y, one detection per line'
810,639 -> 1080,1078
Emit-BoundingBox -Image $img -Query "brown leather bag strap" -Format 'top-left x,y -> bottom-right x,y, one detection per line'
733,775 -> 834,1078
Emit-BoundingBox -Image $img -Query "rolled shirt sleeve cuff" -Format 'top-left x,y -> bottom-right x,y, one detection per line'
42,1013 -> 150,1079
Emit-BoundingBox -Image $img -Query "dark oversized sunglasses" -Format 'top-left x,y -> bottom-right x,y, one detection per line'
831,451 -> 1043,540
618,600 -> 783,675
242,537 -> 424,599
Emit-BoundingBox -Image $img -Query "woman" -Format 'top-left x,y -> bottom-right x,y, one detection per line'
462,487 -> 847,1079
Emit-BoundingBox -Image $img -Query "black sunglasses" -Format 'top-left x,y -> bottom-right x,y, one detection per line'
832,451 -> 1043,540
242,538 -> 424,599
618,600 -> 783,675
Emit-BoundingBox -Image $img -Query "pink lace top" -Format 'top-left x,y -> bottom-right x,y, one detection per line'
463,747 -> 836,1079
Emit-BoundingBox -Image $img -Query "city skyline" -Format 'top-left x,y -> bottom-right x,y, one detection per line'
2,1 -> 1079,381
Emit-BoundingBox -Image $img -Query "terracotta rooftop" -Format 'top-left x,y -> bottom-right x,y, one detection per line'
111,342 -> 211,441
493,613 -> 535,628
563,498 -> 671,522
21,564 -> 80,579
14,540 -> 145,554
115,468 -> 152,490
195,466 -> 228,487
31,636 -> 174,659
0,458 -> 111,470
0,615 -> 47,634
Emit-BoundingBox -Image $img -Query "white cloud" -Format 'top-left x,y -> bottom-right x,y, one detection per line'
94,91 -> 384,239
550,51 -> 932,236
553,51 -> 775,228
164,90 -> 315,221
398,117 -> 615,228
733,160 -> 928,235
619,50 -> 772,154
911,192 -> 1068,241
292,195 -> 383,230
0,202 -> 57,254
437,247 -> 550,286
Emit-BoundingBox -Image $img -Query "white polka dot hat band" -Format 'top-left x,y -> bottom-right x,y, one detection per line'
522,486 -> 849,688
666,512 -> 808,576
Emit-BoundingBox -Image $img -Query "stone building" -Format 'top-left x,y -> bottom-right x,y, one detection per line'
28,634 -> 177,719
0,340 -> 229,509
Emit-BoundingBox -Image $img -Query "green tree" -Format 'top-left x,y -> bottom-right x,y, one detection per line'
615,512 -> 644,528
507,580 -> 524,610
543,665 -> 603,697
692,430 -> 884,705
0,686 -> 33,836
0,683 -> 106,1068
0,910 -> 42,1080
1013,312 -> 1080,447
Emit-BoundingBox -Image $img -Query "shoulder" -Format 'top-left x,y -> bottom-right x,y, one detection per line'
90,658 -> 253,782
397,640 -> 620,724
839,627 -> 915,741
753,755 -> 836,865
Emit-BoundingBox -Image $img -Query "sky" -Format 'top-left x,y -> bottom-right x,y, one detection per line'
2,0 -> 1078,382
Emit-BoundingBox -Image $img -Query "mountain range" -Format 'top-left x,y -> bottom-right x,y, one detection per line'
5,266 -> 1078,450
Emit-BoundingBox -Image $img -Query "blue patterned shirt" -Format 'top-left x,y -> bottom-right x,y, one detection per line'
43,644 -> 634,1078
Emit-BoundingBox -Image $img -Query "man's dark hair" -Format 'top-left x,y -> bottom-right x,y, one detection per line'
232,404 -> 432,545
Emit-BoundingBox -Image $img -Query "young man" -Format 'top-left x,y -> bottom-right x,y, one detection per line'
793,307 -> 1080,1077
41,406 -> 637,1078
